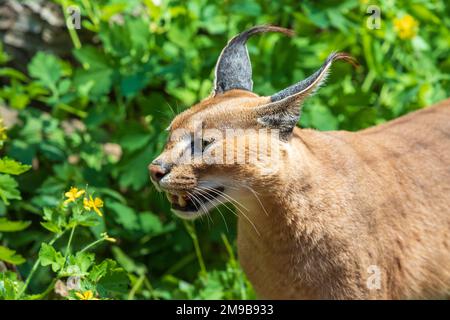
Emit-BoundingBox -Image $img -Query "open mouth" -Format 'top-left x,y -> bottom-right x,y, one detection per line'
165,186 -> 225,212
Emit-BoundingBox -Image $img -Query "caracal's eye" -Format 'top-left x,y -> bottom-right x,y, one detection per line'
201,138 -> 215,152
190,138 -> 215,154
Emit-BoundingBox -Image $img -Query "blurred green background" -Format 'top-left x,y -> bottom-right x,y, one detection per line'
0,0 -> 449,299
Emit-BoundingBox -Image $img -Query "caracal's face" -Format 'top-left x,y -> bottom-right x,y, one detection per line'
148,26 -> 350,219
148,90 -> 286,220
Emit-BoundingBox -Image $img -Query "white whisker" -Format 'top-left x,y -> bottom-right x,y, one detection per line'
194,187 -> 229,233
198,184 -> 249,212
242,185 -> 269,217
195,185 -> 260,237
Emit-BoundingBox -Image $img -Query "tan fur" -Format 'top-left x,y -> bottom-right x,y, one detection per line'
151,91 -> 450,299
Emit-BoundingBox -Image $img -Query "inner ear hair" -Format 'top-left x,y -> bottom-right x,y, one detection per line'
256,52 -> 357,139
256,97 -> 304,139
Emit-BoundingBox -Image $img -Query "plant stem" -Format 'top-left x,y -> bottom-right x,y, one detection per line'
183,221 -> 206,275
18,231 -> 66,298
128,274 -> 145,300
56,103 -> 87,118
221,233 -> 236,264
63,225 -> 76,268
81,0 -> 100,29
79,238 -> 105,253
221,233 -> 247,299
163,253 -> 195,276
30,278 -> 58,300
143,277 -> 156,300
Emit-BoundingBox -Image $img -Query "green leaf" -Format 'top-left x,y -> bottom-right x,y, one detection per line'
308,104 -> 339,131
139,212 -> 163,235
111,246 -> 147,275
62,252 -> 95,277
107,202 -> 139,231
326,9 -> 349,32
0,67 -> 28,81
0,157 -> 31,175
118,130 -> 151,153
117,144 -> 154,190
70,204 -> 102,227
0,245 -> 25,265
39,243 -> 64,272
97,266 -> 129,295
73,68 -> 113,98
120,72 -> 150,98
74,46 -> 110,70
40,221 -> 62,234
42,207 -> 67,231
28,52 -> 62,91
73,252 -> 95,274
99,3 -> 128,21
89,259 -> 129,296
98,20 -> 132,58
0,174 -> 21,205
88,259 -> 109,282
95,187 -> 127,204
0,271 -> 24,299
230,1 -> 261,17
73,45 -> 115,98
0,218 -> 31,232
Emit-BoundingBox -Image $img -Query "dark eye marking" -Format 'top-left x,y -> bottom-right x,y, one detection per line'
190,137 -> 215,155
201,138 -> 215,152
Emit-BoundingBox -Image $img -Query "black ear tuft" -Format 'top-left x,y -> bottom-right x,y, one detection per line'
257,103 -> 301,139
270,52 -> 357,102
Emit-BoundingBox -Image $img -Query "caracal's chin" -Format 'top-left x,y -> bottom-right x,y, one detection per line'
171,208 -> 208,220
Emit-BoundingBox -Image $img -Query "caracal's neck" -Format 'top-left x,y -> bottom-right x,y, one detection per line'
235,127 -> 323,248
236,191 -> 302,252
236,185 -> 321,299
235,129 -> 324,298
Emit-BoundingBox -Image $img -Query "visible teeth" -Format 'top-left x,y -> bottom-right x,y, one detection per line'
166,192 -> 176,203
178,195 -> 187,207
165,192 -> 188,207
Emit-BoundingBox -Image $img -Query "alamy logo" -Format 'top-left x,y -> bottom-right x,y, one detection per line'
166,121 -> 282,170
66,6 -> 81,30
366,5 -> 381,30
366,265 -> 382,290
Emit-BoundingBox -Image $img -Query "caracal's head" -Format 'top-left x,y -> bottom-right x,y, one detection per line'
149,25 -> 355,219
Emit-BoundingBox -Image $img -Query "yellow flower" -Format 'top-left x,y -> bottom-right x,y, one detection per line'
394,15 -> 418,40
101,232 -> 117,243
64,187 -> 85,205
75,290 -> 99,300
83,196 -> 104,217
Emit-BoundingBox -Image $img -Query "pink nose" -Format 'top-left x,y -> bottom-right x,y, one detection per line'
149,162 -> 170,183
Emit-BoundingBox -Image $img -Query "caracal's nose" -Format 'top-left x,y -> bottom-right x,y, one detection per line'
148,161 -> 172,183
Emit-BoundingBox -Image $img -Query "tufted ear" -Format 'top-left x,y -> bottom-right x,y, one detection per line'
213,25 -> 294,95
255,52 -> 357,139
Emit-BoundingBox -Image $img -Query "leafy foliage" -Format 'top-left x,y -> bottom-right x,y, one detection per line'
0,246 -> 26,265
0,0 -> 449,299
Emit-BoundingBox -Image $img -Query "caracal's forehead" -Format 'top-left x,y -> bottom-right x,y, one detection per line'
168,90 -> 270,132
